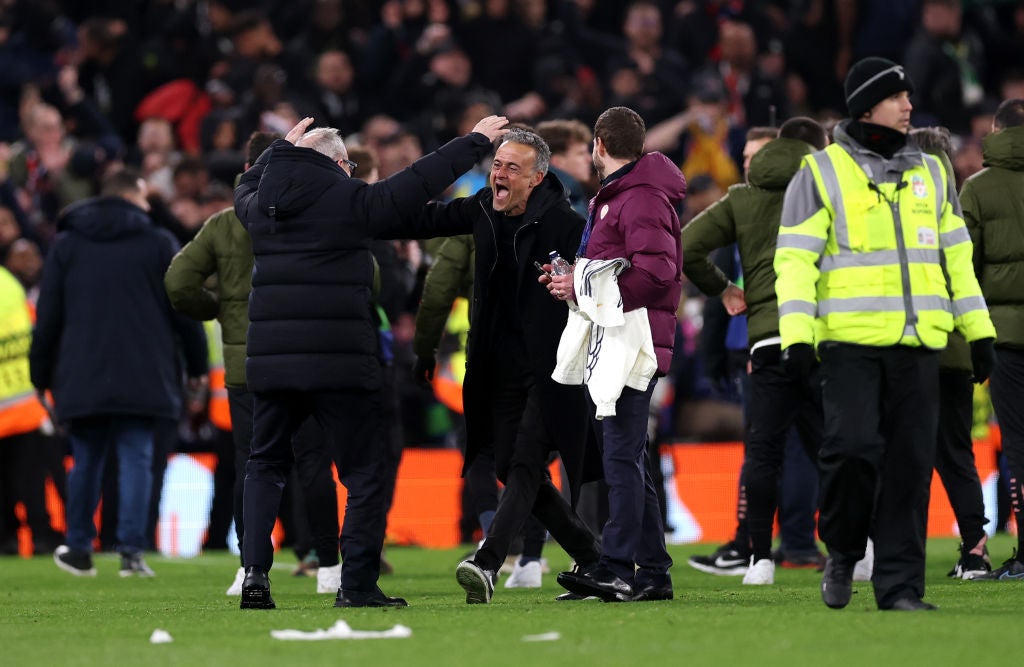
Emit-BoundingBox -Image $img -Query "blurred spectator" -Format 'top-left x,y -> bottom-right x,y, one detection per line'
312,49 -> 373,135
536,118 -> 594,217
711,20 -> 789,127
904,0 -> 987,135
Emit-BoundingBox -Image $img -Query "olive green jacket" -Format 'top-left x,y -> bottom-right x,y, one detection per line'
165,207 -> 253,387
961,125 -> 1024,350
681,138 -> 813,346
413,234 -> 474,359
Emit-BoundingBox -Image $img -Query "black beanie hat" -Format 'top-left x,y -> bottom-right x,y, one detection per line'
844,57 -> 915,119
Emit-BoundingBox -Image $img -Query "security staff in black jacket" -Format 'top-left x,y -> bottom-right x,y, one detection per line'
233,115 -> 509,609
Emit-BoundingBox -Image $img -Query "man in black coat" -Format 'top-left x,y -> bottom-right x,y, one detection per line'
409,128 -> 602,604
30,168 -> 208,578
233,114 -> 509,609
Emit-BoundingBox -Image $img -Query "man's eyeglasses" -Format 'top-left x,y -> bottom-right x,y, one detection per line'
342,158 -> 358,172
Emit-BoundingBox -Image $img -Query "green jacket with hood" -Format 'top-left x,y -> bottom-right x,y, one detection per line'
681,137 -> 813,346
960,125 -> 1024,349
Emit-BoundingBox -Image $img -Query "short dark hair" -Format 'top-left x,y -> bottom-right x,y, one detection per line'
779,116 -> 828,150
994,98 -> 1024,130
101,168 -> 144,198
536,119 -> 592,156
346,144 -> 379,180
910,126 -> 952,155
246,131 -> 279,166
745,126 -> 779,143
594,106 -> 645,161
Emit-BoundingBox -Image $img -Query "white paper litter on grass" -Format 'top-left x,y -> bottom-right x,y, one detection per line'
149,629 -> 173,644
522,631 -> 561,642
271,620 -> 412,641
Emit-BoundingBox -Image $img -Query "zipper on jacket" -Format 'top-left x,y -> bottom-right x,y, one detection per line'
870,180 -> 917,330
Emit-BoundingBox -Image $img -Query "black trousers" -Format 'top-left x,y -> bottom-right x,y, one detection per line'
817,343 -> 939,609
227,387 -> 339,567
473,374 -> 600,573
745,344 -> 823,560
935,369 -> 988,549
988,347 -> 1024,554
243,390 -> 376,588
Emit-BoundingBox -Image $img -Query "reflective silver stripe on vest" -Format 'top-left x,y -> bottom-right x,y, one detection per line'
777,234 -> 826,254
940,226 -> 970,247
952,295 -> 988,317
809,152 -> 849,251
779,300 -> 817,317
921,154 -> 945,216
0,390 -> 36,410
819,294 -> 950,315
819,247 -> 941,272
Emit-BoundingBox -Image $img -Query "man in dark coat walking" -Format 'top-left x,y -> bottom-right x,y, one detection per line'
31,168 -> 208,578
233,115 -> 509,609
409,128 -> 602,604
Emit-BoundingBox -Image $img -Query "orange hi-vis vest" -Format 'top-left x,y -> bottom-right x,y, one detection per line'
0,268 -> 46,438
204,320 -> 231,431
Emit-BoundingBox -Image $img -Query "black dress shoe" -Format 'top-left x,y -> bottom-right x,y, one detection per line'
633,571 -> 673,601
821,557 -> 854,609
334,586 -> 408,608
557,566 -> 634,602
886,597 -> 938,611
240,567 -> 276,610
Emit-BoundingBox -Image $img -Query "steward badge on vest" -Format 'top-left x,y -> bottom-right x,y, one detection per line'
911,174 -> 928,199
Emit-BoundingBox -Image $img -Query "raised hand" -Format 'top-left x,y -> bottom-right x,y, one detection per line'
471,115 -> 510,143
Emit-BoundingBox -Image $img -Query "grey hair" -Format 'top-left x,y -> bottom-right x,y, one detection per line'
297,127 -> 347,161
501,128 -> 551,175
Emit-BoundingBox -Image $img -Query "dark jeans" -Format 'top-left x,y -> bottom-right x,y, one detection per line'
935,369 -> 987,549
244,389 -> 382,591
473,375 -> 600,573
229,387 -> 340,568
817,343 -> 939,608
988,347 -> 1024,554
590,380 -> 672,585
745,344 -> 823,560
66,415 -> 155,555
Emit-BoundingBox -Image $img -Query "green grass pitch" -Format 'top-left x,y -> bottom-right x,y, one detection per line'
3,536 -> 1019,666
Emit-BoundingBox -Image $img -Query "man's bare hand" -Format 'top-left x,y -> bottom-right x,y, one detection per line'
471,115 -> 510,143
722,283 -> 747,316
285,117 -> 315,144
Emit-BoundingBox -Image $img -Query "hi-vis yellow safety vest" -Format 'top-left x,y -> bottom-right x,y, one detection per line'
775,143 -> 995,350
204,320 -> 231,431
0,267 -> 46,438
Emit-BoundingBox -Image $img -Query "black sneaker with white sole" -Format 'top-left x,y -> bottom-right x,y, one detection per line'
973,550 -> 1024,581
119,552 -> 156,577
687,542 -> 750,576
947,543 -> 991,580
54,545 -> 96,577
456,559 -> 496,604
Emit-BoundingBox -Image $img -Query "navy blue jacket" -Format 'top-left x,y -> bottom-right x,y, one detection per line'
234,133 -> 493,393
30,196 -> 208,421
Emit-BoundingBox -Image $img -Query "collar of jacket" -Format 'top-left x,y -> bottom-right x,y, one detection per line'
833,119 -> 922,179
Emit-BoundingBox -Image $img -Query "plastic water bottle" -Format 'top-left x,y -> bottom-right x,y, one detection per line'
549,251 -> 572,276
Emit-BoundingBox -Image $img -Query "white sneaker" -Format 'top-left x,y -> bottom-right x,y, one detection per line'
226,566 -> 245,596
503,560 -> 543,589
742,557 -> 775,585
853,539 -> 874,582
317,563 -> 341,594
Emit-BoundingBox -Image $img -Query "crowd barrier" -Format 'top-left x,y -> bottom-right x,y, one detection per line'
13,431 -> 1013,557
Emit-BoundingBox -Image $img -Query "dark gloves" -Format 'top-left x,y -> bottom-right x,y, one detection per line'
970,338 -> 995,384
782,343 -> 816,382
413,356 -> 437,386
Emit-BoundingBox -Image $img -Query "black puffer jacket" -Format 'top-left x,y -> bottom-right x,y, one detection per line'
234,133 -> 493,392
